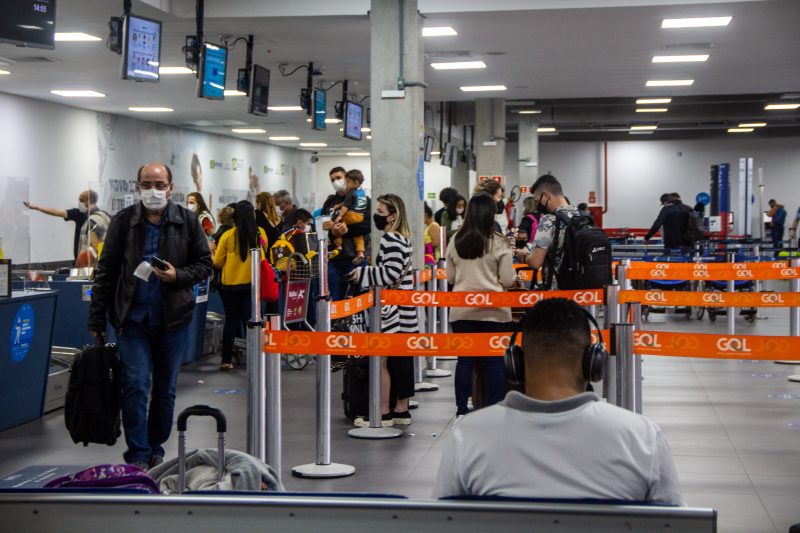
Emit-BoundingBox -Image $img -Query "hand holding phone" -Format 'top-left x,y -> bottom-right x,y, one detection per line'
150,256 -> 169,271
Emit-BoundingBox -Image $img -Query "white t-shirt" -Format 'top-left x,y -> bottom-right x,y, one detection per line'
433,391 -> 684,506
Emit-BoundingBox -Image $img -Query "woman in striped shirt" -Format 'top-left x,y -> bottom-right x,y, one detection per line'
348,194 -> 417,427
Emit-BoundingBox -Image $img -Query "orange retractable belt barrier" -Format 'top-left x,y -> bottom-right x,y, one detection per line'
620,290 -> 800,307
417,269 -> 433,283
435,268 -> 447,280
634,330 -> 800,360
433,265 -> 536,282
381,288 -> 604,307
329,291 -> 375,320
625,267 -> 800,281
264,329 -> 612,357
628,261 -> 788,271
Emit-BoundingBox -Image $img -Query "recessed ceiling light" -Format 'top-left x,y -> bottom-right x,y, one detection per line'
268,106 -> 304,111
366,135 -> 372,140
537,127 -> 556,133
652,54 -> 709,63
431,61 -> 486,70
361,127 -> 371,133
661,16 -> 732,29
636,108 -> 668,113
325,118 -> 341,124
300,142 -> 327,147
728,128 -> 753,133
50,90 -> 105,98
629,131 -> 654,135
306,118 -> 312,123
631,125 -> 658,131
423,27 -> 457,37
231,128 -> 266,134
430,151 -> 441,156
347,152 -> 370,156
646,80 -> 694,87
269,136 -> 300,141
738,122 -> 766,128
224,90 -> 246,97
54,32 -> 102,42
159,66 -> 194,75
636,98 -> 672,104
460,85 -> 507,92
0,69 -> 9,75
128,107 -> 173,113
765,103 -> 799,110
517,110 -> 541,114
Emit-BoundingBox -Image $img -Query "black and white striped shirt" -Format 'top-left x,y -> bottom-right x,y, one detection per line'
358,232 -> 417,334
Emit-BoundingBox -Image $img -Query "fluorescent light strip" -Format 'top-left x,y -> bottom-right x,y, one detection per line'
537,127 -> 556,133
347,152 -> 370,157
636,98 -> 671,104
738,122 -> 766,128
361,127 -> 371,132
728,128 -> 753,133
765,103 -> 800,110
50,90 -> 105,97
423,27 -> 457,37
366,135 -> 372,140
646,80 -> 694,87
54,32 -> 102,42
431,61 -> 486,70
0,69 -> 9,75
661,16 -> 732,29
652,54 -> 709,63
517,110 -> 541,114
269,136 -> 300,141
300,142 -> 327,147
268,106 -> 304,111
128,107 -> 173,113
636,108 -> 668,113
430,151 -> 441,156
460,85 -> 507,92
224,90 -> 246,96
631,125 -> 658,131
325,118 -> 341,124
231,128 -> 266,134
159,66 -> 194,75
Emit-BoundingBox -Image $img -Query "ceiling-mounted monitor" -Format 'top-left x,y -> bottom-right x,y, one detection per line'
312,89 -> 327,130
343,101 -> 364,141
122,14 -> 162,82
423,136 -> 434,162
197,42 -> 227,100
0,0 -> 56,49
440,142 -> 454,168
248,64 -> 270,116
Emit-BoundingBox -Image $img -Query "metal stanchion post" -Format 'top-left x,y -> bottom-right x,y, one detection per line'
247,248 -> 266,462
603,283 -> 620,406
437,226 -> 456,361
727,252 -> 736,335
349,286 -> 403,439
293,239 -> 355,478
754,244 -> 761,319
265,315 -> 282,477
426,263 -> 451,378
613,323 -> 636,412
784,259 -> 800,378
414,270 -> 438,392
629,302 -> 643,414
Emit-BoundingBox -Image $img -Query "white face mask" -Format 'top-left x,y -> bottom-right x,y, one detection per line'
332,178 -> 346,193
141,188 -> 168,210
455,208 -> 464,215
186,203 -> 197,212
78,203 -> 88,214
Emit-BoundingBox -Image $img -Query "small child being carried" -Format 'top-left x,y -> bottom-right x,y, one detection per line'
330,169 -> 368,264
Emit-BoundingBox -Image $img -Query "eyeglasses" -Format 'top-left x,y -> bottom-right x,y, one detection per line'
139,181 -> 170,191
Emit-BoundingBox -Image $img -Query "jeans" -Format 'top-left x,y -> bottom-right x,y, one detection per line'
328,259 -> 357,302
116,320 -> 189,464
451,320 -> 512,415
771,225 -> 784,250
220,286 -> 252,364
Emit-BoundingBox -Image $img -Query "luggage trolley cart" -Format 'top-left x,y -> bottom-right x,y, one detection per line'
279,251 -> 320,370
696,279 -> 757,323
639,256 -> 694,322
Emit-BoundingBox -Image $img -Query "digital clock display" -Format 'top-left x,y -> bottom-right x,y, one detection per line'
0,0 -> 56,49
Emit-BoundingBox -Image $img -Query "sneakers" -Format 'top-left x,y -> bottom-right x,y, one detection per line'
353,413 -> 395,428
131,461 -> 150,471
149,454 -> 164,469
455,414 -> 466,424
391,411 -> 412,425
219,362 -> 234,371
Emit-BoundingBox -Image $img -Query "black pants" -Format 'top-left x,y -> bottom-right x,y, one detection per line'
451,320 -> 512,414
387,356 -> 415,405
220,286 -> 251,364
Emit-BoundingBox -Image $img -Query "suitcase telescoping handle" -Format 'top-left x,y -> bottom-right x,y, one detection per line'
177,405 -> 227,494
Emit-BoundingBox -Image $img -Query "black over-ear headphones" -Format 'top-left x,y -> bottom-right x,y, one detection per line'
504,308 -> 607,387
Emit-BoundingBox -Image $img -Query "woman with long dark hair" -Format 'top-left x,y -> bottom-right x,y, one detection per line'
447,193 -> 517,418
212,201 -> 267,370
255,191 -> 282,251
441,194 -> 466,243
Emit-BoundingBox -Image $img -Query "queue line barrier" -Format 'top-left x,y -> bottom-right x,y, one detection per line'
381,288 -> 604,307
632,330 -> 800,360
628,260 -> 788,271
330,291 -> 375,320
619,289 -> 800,307
625,267 -> 800,281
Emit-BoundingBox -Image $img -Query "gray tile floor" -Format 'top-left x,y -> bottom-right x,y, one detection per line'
1,306 -> 799,532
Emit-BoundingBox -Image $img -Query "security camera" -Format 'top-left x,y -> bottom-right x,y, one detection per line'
310,155 -> 319,164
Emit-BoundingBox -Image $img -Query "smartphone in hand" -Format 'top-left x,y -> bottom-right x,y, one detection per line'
150,256 -> 169,271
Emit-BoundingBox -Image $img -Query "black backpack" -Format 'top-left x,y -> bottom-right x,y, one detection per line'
684,210 -> 705,242
547,211 -> 612,290
64,342 -> 122,446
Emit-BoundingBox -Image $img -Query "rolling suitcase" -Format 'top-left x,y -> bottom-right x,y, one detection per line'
342,357 -> 369,420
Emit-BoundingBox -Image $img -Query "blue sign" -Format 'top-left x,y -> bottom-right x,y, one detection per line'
416,156 -> 425,201
695,192 -> 710,206
10,304 -> 34,363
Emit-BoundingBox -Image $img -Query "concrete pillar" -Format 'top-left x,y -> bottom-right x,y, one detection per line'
369,0 -> 425,267
451,159 -> 469,198
518,117 -> 539,191
475,98 -> 506,189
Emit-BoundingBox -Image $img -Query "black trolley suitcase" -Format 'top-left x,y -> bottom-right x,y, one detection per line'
342,357 -> 369,420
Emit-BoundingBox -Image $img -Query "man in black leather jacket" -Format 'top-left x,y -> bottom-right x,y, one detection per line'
645,193 -> 693,253
89,163 -> 212,470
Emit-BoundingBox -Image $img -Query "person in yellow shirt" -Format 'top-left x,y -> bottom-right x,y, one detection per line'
213,201 -> 267,370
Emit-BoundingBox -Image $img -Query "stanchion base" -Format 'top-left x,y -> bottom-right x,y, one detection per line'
415,382 -> 439,392
348,426 -> 403,439
789,374 -> 800,383
436,356 -> 457,361
291,462 -> 356,479
425,369 -> 452,378
775,361 -> 800,365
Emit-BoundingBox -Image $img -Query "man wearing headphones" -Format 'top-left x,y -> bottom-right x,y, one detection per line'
432,298 -> 683,505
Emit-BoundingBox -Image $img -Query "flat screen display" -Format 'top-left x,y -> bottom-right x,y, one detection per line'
198,43 -> 227,100
423,136 -> 434,162
122,14 -> 161,82
0,0 -> 56,49
343,101 -> 363,140
248,64 -> 270,116
313,89 -> 327,130
440,142 -> 451,167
